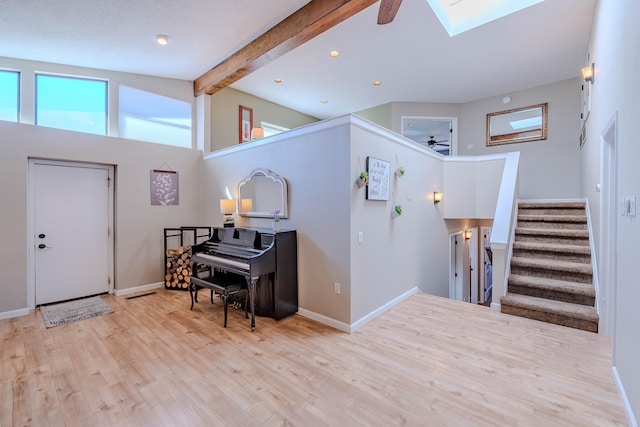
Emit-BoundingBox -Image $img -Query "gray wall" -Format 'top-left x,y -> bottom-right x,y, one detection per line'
360,80 -> 582,201
202,116 -> 457,328
0,121 -> 202,314
460,78 -> 582,200
209,88 -> 318,153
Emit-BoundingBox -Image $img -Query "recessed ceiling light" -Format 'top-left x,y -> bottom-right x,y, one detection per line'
274,78 -> 282,83
321,99 -> 328,103
373,81 -> 382,86
156,35 -> 169,46
329,50 -> 340,57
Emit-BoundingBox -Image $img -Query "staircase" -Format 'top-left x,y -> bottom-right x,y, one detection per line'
500,201 -> 599,333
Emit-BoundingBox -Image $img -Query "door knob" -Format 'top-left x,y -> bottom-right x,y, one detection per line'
38,233 -> 46,239
38,244 -> 46,249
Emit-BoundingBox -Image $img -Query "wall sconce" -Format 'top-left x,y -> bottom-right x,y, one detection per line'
220,198 -> 237,228
464,230 -> 472,240
251,127 -> 264,140
581,63 -> 595,84
434,192 -> 443,204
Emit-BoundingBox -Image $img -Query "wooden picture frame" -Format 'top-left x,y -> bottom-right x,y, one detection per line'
239,105 -> 253,144
486,103 -> 548,146
366,156 -> 390,201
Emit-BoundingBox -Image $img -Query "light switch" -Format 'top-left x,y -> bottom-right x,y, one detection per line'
358,231 -> 363,244
630,196 -> 636,217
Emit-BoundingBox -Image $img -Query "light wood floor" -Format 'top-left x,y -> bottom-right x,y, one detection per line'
1,290 -> 628,426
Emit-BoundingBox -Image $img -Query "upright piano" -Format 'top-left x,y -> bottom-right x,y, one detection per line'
189,227 -> 297,330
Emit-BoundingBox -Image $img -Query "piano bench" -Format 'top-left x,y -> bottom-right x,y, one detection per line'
189,275 -> 249,328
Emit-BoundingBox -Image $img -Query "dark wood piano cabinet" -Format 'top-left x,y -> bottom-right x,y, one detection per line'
190,227 -> 298,329
255,229 -> 298,320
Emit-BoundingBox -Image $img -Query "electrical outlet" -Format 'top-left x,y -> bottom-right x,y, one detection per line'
334,282 -> 341,294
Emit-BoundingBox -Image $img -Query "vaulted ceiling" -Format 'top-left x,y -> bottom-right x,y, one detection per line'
0,0 -> 595,119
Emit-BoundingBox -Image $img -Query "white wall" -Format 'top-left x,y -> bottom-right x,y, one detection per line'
349,119 -> 450,323
0,121 -> 202,315
0,56 -> 195,142
461,78 -> 582,199
202,115 -> 454,328
442,156 -> 506,219
584,0 -> 640,423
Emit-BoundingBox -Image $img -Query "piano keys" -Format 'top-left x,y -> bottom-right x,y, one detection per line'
190,227 -> 297,330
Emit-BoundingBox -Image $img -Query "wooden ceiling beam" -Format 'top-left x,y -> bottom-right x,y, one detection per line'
193,0 -> 378,97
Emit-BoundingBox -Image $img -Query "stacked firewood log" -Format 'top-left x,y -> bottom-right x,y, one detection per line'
165,246 -> 192,290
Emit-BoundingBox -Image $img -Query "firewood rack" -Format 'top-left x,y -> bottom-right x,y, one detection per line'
163,226 -> 212,290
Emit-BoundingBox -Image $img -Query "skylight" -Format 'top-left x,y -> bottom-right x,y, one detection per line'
426,0 -> 544,36
510,117 -> 541,130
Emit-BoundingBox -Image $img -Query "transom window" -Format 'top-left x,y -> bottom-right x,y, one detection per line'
0,70 -> 20,122
119,85 -> 192,148
35,74 -> 107,135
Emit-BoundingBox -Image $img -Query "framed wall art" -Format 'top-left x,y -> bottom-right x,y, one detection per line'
239,105 -> 253,144
150,169 -> 179,206
366,156 -> 390,201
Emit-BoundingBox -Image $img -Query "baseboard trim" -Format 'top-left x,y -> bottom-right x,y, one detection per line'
298,287 -> 420,334
296,309 -> 351,333
490,302 -> 501,310
0,307 -> 30,320
350,287 -> 420,332
114,282 -> 164,297
613,366 -> 638,427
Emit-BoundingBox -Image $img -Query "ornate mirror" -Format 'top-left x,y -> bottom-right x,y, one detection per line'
237,168 -> 289,218
487,103 -> 547,146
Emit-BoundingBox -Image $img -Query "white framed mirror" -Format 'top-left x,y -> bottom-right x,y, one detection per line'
237,168 -> 288,218
487,103 -> 547,146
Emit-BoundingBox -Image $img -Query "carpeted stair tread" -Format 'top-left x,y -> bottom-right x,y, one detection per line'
515,227 -> 589,238
501,294 -> 598,333
518,214 -> 586,223
508,274 -> 595,298
511,256 -> 593,275
518,202 -> 585,209
512,241 -> 591,255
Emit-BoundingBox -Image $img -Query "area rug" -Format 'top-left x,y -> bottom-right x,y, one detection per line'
40,295 -> 113,328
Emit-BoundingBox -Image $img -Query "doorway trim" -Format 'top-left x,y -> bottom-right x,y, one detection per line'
27,159 -> 115,309
599,112 -> 618,341
401,116 -> 458,155
449,231 -> 463,300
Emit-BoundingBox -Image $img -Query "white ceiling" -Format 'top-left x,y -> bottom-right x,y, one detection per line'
0,0 -> 596,120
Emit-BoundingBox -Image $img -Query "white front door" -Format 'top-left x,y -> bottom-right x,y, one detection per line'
31,161 -> 113,305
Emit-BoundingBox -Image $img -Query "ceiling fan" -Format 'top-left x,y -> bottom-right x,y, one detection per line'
377,0 -> 403,24
423,136 -> 450,151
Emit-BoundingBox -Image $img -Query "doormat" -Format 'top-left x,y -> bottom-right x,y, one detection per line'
40,295 -> 113,328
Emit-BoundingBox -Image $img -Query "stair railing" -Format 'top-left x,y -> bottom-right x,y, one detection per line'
488,151 -> 520,309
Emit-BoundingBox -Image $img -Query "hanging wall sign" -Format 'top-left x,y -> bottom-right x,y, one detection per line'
150,169 -> 179,206
366,156 -> 390,201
